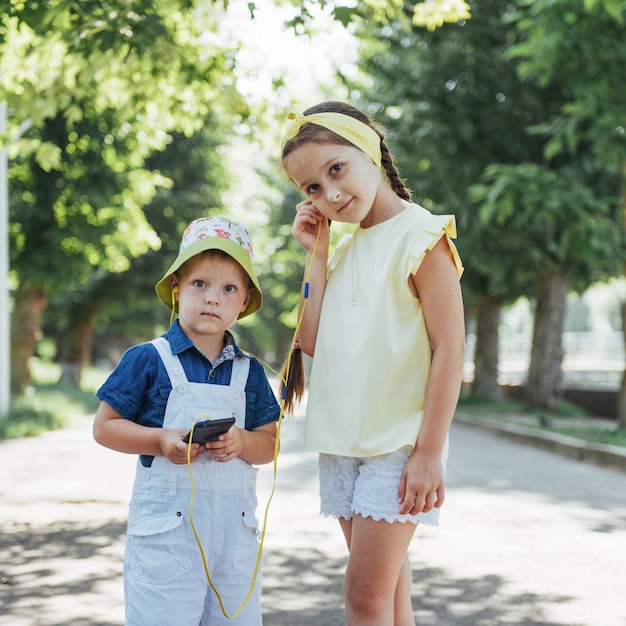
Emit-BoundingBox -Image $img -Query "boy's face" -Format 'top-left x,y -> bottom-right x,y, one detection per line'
172,253 -> 252,343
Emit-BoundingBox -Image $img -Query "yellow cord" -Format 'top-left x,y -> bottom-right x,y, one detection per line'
185,221 -> 323,619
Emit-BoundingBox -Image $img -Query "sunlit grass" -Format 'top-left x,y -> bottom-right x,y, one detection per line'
0,358 -> 107,440
457,393 -> 626,448
549,425 -> 626,447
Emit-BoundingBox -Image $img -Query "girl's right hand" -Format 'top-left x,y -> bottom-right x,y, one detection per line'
293,200 -> 329,253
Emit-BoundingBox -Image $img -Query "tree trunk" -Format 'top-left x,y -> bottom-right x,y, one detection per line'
58,307 -> 98,387
526,271 -> 569,410
10,284 -> 47,395
472,297 -> 502,399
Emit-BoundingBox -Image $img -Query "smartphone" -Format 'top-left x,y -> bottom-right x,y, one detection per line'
183,417 -> 236,444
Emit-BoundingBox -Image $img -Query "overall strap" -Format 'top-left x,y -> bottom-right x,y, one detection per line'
150,337 -> 189,387
230,356 -> 251,396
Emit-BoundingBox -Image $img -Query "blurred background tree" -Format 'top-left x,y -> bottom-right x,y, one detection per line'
1,0 -> 468,400
1,0 -> 624,419
504,0 -> 626,420
346,0 -> 622,409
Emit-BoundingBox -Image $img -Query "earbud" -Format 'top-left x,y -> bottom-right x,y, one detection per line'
171,286 -> 178,309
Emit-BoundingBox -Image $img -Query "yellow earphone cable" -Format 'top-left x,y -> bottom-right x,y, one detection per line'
185,220 -> 323,619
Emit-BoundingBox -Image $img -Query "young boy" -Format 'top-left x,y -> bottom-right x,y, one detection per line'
93,216 -> 280,626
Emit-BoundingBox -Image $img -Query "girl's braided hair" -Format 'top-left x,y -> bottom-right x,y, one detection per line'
279,101 -> 410,413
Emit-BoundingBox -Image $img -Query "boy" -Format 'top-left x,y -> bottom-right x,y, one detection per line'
94,216 -> 280,626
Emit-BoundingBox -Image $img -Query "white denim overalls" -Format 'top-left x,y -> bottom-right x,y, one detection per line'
124,337 -> 262,626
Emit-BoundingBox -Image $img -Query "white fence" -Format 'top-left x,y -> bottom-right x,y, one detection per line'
464,331 -> 625,390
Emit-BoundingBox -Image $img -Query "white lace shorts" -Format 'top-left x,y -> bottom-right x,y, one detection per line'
318,446 -> 445,526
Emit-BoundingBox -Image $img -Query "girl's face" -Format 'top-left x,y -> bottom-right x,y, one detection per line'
172,254 -> 251,344
284,142 -> 384,225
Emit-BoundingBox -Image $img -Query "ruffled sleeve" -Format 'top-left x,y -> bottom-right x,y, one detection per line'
407,214 -> 463,279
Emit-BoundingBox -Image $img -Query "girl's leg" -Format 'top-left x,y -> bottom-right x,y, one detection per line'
394,555 -> 416,626
339,515 -> 417,626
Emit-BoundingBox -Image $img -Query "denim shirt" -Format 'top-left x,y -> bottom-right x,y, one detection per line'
97,321 -> 280,466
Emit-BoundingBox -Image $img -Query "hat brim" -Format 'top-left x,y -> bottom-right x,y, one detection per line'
155,236 -> 262,319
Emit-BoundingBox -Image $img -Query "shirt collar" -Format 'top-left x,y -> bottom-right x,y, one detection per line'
163,320 -> 248,362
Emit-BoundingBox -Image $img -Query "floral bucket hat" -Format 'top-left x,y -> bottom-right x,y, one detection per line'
155,216 -> 262,319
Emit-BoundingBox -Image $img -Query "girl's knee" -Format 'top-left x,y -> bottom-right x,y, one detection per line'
344,574 -> 390,617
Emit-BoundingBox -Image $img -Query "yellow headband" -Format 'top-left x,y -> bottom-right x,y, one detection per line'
284,112 -> 382,167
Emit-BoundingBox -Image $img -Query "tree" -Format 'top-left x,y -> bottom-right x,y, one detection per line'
470,163 -> 618,408
349,0 -> 621,408
1,1 -> 244,393
2,0 -> 471,400
507,0 -> 626,420
42,121 -> 232,385
349,1 -> 550,399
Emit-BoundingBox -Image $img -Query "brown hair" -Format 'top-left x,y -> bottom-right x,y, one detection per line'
278,340 -> 305,415
282,101 -> 411,202
279,101 -> 410,412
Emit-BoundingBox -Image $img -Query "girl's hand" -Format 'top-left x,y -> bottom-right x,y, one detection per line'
204,425 -> 242,463
293,200 -> 329,253
397,450 -> 445,515
160,428 -> 204,464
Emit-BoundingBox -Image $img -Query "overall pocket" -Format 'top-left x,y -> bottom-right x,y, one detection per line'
233,473 -> 261,578
126,497 -> 192,585
233,506 -> 261,578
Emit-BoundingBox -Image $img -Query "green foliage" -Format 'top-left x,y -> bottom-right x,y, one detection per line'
0,399 -> 64,439
2,0 -> 243,294
459,392 -> 626,448
1,0 -> 248,390
351,1 -> 556,304
412,0 -> 471,30
9,107 -> 165,294
508,0 -> 626,169
458,392 -> 525,415
552,424 -> 626,447
42,120 -> 233,362
0,359 -> 101,439
469,163 -> 620,290
279,0 -> 470,31
0,1 -> 235,145
352,0 -> 621,307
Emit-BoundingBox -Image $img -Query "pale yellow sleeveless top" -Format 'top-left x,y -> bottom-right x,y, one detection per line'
304,204 -> 463,458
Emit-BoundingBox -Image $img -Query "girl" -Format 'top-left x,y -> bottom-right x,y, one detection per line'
281,101 -> 465,625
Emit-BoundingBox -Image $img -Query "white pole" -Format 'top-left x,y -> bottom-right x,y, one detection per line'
0,103 -> 10,417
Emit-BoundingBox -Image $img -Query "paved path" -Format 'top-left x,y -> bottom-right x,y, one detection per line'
1,412 -> 625,626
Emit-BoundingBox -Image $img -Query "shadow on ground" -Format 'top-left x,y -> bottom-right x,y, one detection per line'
0,517 -> 126,626
0,515 -> 580,626
262,546 -> 573,626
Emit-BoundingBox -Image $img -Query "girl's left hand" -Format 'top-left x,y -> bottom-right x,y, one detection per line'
397,451 -> 445,515
204,426 -> 242,462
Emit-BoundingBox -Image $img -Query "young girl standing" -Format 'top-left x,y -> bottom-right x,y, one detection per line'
281,101 -> 465,625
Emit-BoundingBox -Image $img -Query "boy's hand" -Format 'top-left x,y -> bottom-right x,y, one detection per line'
160,428 -> 204,464
204,425 -> 242,462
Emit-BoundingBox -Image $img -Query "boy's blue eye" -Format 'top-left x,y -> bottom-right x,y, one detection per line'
307,183 -> 320,194
224,285 -> 235,293
194,280 -> 206,288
